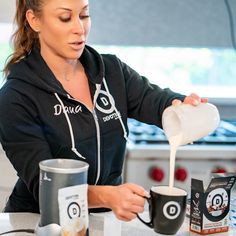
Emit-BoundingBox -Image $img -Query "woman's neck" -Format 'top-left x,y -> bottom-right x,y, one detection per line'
40,48 -> 83,82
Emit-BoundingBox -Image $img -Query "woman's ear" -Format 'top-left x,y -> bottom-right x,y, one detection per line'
25,9 -> 41,33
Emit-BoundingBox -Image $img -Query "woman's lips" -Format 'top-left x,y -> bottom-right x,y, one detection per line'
69,41 -> 85,50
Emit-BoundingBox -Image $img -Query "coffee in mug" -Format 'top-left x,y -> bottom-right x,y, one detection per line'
138,186 -> 187,235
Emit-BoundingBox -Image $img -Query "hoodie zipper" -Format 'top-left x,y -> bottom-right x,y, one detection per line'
65,93 -> 101,185
92,109 -> 101,185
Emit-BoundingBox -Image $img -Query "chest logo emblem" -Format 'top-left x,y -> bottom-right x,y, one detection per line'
96,90 -> 115,114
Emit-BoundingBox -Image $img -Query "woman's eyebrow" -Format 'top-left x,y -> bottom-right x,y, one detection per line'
56,7 -> 72,11
56,4 -> 89,11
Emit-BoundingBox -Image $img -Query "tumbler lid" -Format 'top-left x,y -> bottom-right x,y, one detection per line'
39,159 -> 89,174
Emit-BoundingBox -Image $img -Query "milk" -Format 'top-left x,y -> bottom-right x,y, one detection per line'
151,185 -> 187,196
168,133 -> 183,188
162,103 -> 220,191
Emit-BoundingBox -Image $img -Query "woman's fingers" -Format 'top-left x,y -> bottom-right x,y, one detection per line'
172,99 -> 182,106
183,93 -> 208,106
130,204 -> 145,214
125,183 -> 146,197
184,93 -> 200,105
108,183 -> 147,221
117,212 -> 137,222
200,97 -> 208,103
116,204 -> 144,221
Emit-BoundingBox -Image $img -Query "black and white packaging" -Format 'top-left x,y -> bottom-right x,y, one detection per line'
58,184 -> 88,236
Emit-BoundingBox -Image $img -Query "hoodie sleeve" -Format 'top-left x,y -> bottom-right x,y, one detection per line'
0,86 -> 53,202
120,59 -> 186,127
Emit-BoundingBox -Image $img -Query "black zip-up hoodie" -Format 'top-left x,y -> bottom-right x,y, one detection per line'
0,45 -> 185,212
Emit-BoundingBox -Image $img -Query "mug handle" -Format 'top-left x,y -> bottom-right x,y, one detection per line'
137,196 -> 153,228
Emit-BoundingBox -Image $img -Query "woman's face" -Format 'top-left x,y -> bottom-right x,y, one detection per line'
33,0 -> 91,61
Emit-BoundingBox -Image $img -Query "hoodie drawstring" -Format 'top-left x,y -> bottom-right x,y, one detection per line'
102,78 -> 129,141
54,93 -> 86,159
54,78 -> 127,161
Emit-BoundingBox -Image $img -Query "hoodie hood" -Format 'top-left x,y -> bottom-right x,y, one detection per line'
7,45 -> 105,95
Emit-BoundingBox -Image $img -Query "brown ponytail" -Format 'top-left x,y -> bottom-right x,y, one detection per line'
3,0 -> 44,77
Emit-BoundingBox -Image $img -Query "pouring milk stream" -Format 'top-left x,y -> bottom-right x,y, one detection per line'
162,103 -> 220,189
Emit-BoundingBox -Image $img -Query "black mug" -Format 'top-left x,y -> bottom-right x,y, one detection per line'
138,186 -> 187,235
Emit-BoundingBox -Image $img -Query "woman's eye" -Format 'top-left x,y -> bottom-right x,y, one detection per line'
80,15 -> 90,20
59,17 -> 71,22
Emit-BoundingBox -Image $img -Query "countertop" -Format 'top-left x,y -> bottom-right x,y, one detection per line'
0,212 -> 236,236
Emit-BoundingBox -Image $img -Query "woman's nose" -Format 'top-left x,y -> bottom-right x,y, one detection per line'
72,18 -> 85,34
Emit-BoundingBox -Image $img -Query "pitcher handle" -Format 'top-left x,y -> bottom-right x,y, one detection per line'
137,196 -> 153,228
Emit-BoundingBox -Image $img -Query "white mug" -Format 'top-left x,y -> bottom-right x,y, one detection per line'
162,103 -> 220,146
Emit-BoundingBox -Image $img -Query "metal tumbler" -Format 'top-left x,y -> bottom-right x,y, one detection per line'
37,158 -> 89,236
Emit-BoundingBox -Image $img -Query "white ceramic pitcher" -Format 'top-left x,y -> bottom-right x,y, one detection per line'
162,103 -> 220,146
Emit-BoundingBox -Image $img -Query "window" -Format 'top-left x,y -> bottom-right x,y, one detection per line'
1,23 -> 236,103
0,23 -> 13,85
93,45 -> 236,102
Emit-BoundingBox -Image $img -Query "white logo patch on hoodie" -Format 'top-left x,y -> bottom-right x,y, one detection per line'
96,90 -> 119,122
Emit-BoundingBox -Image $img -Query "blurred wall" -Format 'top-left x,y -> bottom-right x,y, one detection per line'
0,1 -> 15,23
88,0 -> 236,48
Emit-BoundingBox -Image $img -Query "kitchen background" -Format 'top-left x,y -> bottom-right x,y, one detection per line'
0,0 -> 236,211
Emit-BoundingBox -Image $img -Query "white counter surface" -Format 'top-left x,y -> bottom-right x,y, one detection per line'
0,212 -> 236,236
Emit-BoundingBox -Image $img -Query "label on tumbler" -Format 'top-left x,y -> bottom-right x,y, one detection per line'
58,184 -> 88,236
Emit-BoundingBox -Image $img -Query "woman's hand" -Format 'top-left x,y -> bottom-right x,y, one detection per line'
88,183 -> 147,222
105,183 -> 147,221
172,93 -> 208,106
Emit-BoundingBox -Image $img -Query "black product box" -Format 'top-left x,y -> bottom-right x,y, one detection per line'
190,175 -> 236,235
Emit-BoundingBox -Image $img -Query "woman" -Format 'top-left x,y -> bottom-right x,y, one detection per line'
0,0 -> 207,221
